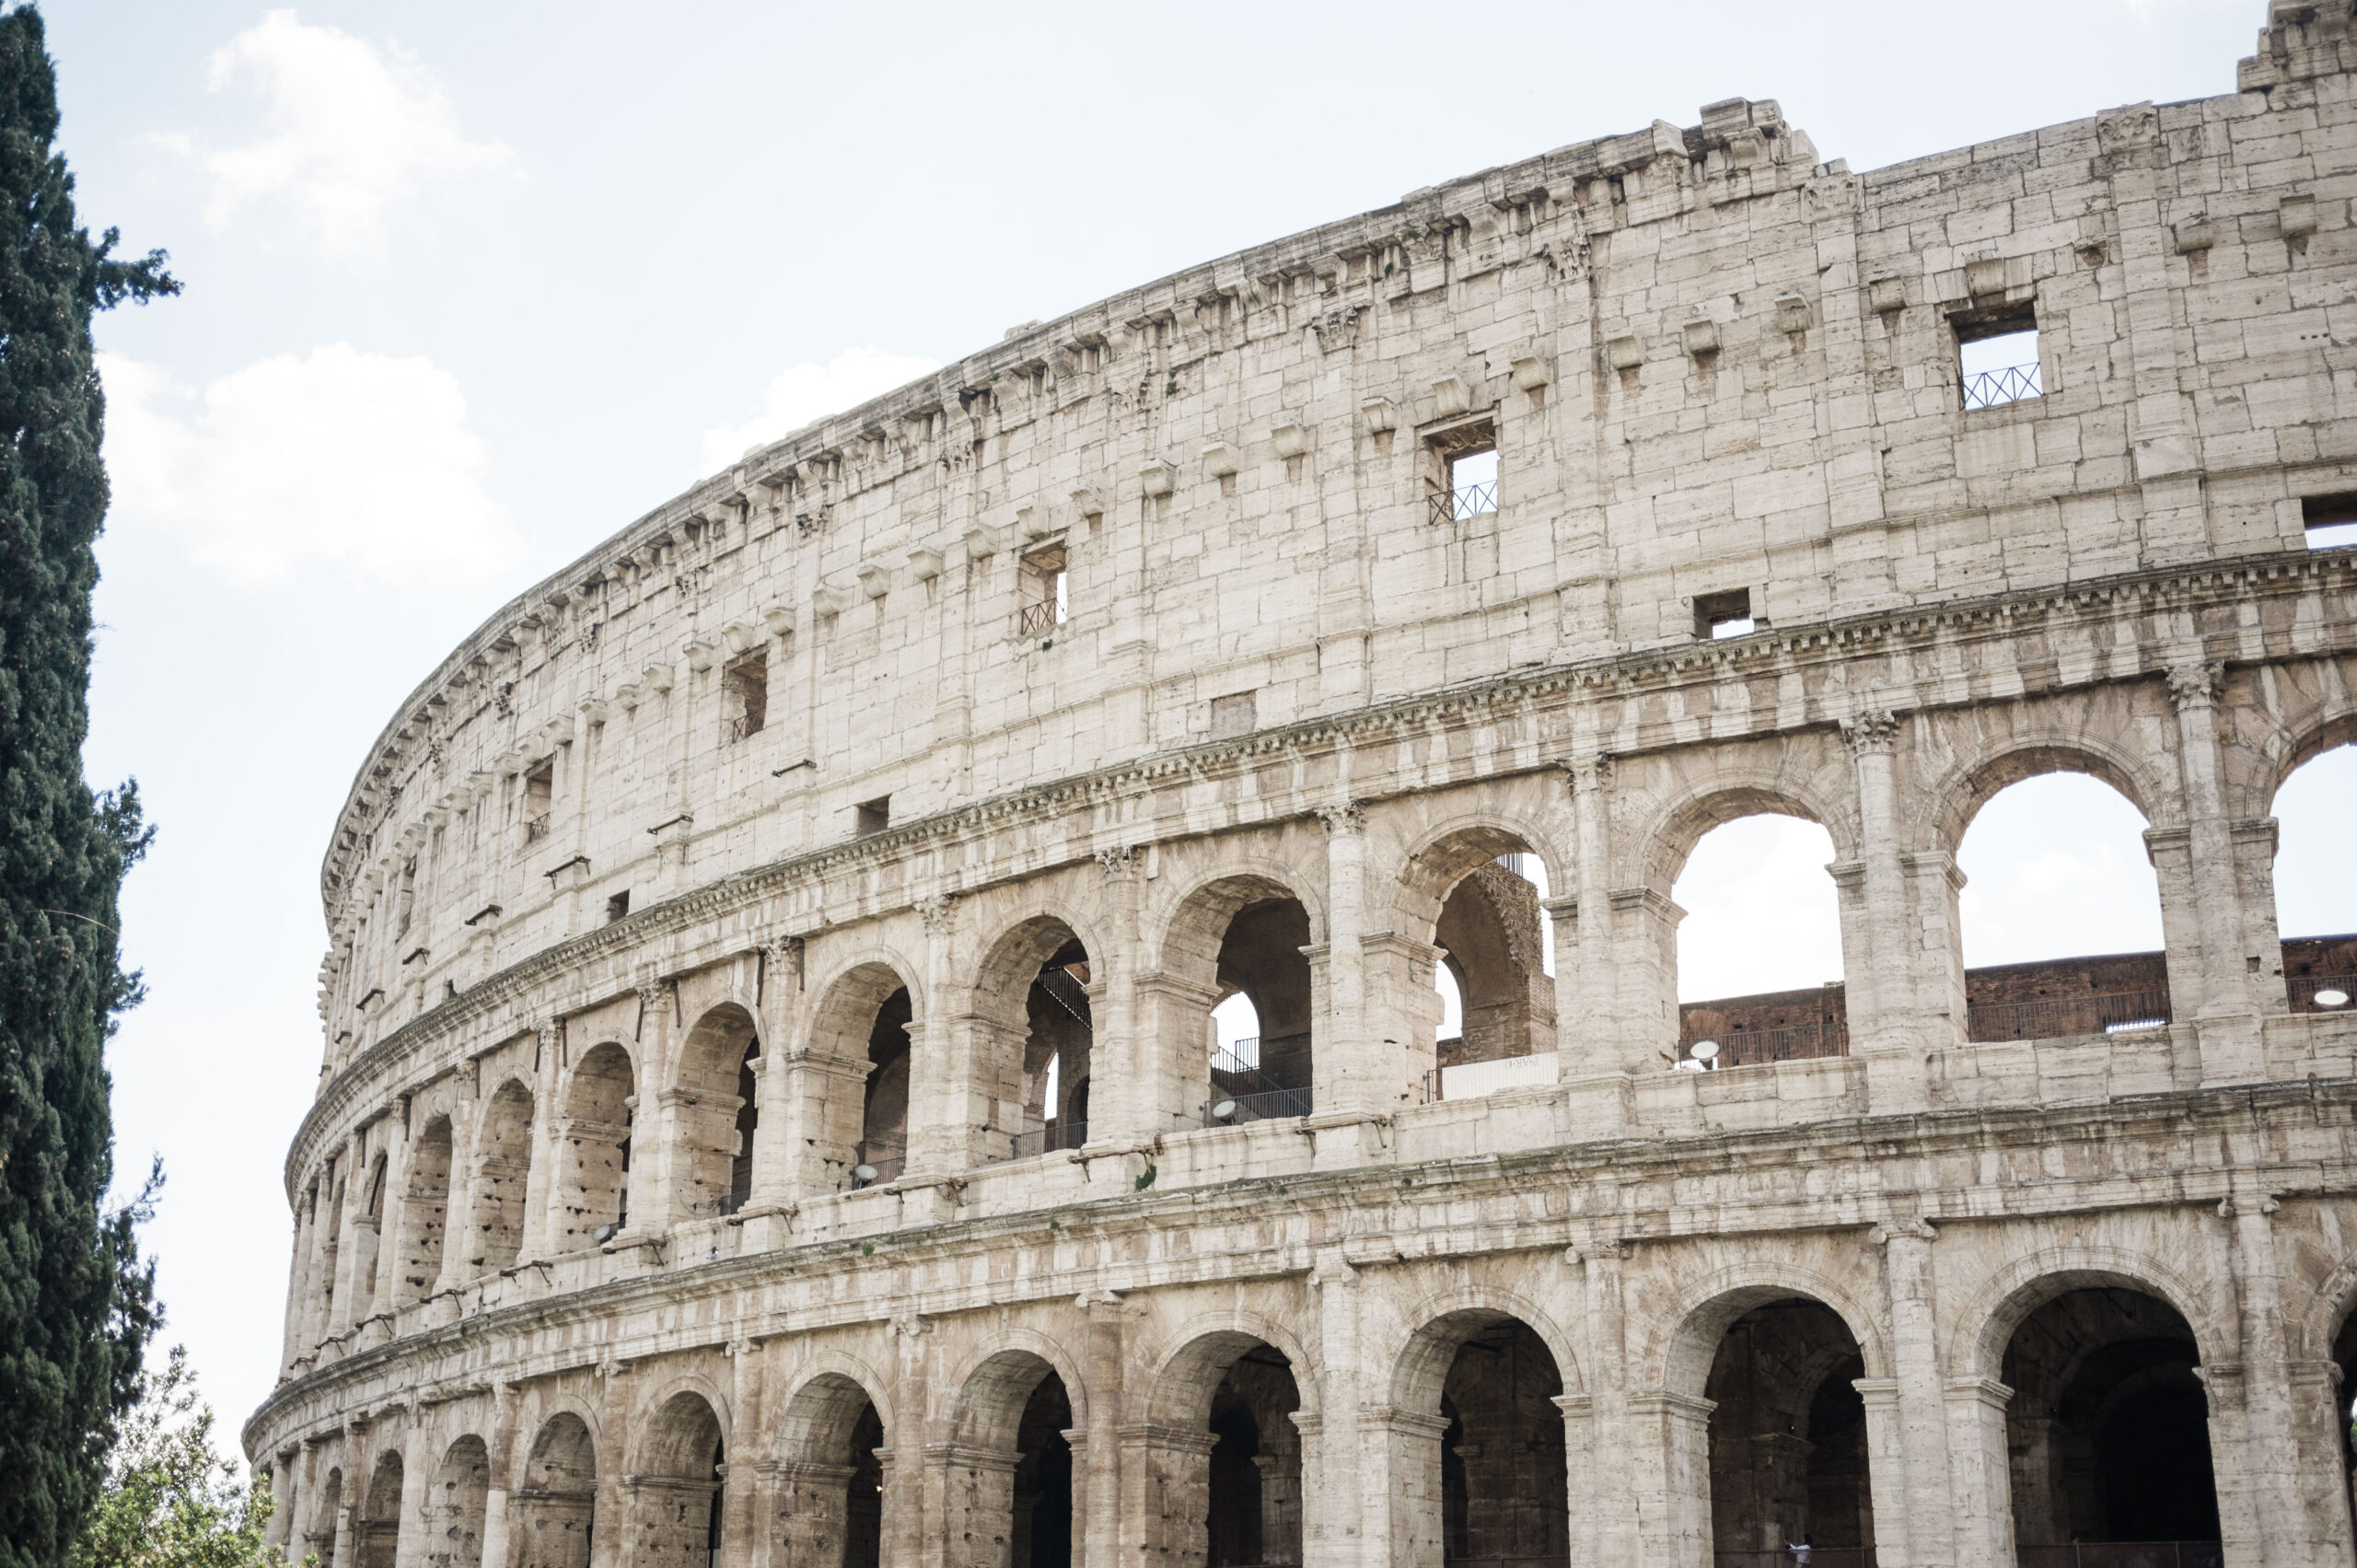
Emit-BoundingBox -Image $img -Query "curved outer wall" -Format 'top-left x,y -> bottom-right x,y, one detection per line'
253,14 -> 2357,1568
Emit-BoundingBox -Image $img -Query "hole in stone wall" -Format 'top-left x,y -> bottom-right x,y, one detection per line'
2304,492 -> 2357,549
855,796 -> 890,837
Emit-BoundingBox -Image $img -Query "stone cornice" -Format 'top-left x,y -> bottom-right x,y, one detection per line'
286,546 -> 2357,1196
247,1073 -> 2357,1458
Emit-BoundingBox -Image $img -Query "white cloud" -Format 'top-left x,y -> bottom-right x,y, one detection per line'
168,10 -> 516,257
101,345 -> 524,590
698,347 -> 942,478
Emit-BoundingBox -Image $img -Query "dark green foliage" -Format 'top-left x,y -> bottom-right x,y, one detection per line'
0,9 -> 177,1568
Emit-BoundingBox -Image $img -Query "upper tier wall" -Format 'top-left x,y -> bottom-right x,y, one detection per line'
312,19 -> 2357,1065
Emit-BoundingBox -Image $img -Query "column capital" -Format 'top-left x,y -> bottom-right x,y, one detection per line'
1317,800 -> 1365,837
2165,659 -> 2225,711
1840,708 -> 1900,757
1093,845 -> 1140,879
1553,752 -> 1615,792
914,891 -> 958,935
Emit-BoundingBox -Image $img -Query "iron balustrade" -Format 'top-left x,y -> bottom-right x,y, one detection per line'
2289,972 -> 2357,1011
1714,1551 -> 1875,1568
523,813 -> 552,844
1680,1018 -> 1849,1069
1018,599 -> 1062,635
1963,360 -> 2042,410
1201,1085 -> 1311,1126
726,714 -> 762,743
2016,1544 -> 2222,1568
1966,987 -> 2172,1041
1007,1121 -> 1088,1160
1429,480 -> 1499,524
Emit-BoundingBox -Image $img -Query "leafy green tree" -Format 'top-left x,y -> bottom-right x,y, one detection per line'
72,1348 -> 304,1568
0,7 -> 179,1567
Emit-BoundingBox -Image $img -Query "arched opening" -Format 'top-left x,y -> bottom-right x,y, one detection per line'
429,1435 -> 490,1568
773,1375 -> 888,1568
1700,1298 -> 1873,1568
397,1118 -> 453,1305
1144,1332 -> 1304,1568
359,1449 -> 405,1568
557,1043 -> 634,1249
468,1081 -> 533,1275
354,1154 -> 388,1318
1163,876 -> 1317,1129
947,1353 -> 1077,1568
1957,775 -> 2170,1040
1435,1318 -> 1567,1565
311,1467 -> 344,1568
674,1004 -> 761,1223
976,920 -> 1096,1163
1432,856 -> 1553,1068
2271,744 -> 2357,1013
517,1412 -> 597,1568
2002,1287 -> 2219,1554
636,1391 -> 725,1566
860,989 -> 911,1184
1673,815 -> 1848,1068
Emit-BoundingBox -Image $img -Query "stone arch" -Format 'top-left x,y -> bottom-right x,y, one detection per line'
631,1377 -> 733,1472
942,1342 -> 1083,1568
1387,822 -> 1561,1065
630,1387 -> 729,1568
1636,774 -> 1859,895
1137,1315 -> 1314,1568
2221,662 -> 2357,821
1948,1248 -> 2225,1383
517,1409 -> 598,1568
358,1447 -> 405,1568
1139,1311 -> 1322,1428
1656,1266 -> 1892,1394
426,1434 -> 490,1568
671,1002 -> 760,1223
395,1115 -> 454,1306
772,1359 -> 895,1568
1143,856 -> 1330,968
312,1465 -> 344,1565
1385,1285 -> 1585,1411
1385,808 -> 1570,920
465,1079 -> 533,1275
772,1358 -> 895,1464
946,1330 -> 1091,1448
2297,1249 -> 2357,1363
1147,865 -> 1324,1119
970,910 -> 1103,1163
802,955 -> 921,1189
554,1041 -> 635,1248
353,1152 -> 389,1318
1926,735 -> 2173,854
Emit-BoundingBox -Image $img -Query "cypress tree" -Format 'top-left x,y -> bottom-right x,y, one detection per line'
0,8 -> 179,1568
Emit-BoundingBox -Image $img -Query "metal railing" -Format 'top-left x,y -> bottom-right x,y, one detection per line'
1680,1018 -> 1849,1069
523,813 -> 552,844
1018,599 -> 1062,635
1429,481 -> 1498,524
1715,1551 -> 1875,1568
2016,1543 -> 2222,1568
1966,988 -> 2173,1041
853,1135 -> 906,1187
1007,1121 -> 1088,1160
726,713 -> 763,743
1963,360 -> 2042,410
1446,1557 -> 1571,1568
2289,972 -> 2357,1012
1202,1086 -> 1311,1126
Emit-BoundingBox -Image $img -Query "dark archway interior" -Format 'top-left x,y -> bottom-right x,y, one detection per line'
1704,1299 -> 1872,1558
729,1041 -> 760,1208
1022,938 -> 1093,1153
517,1412 -> 596,1568
860,987 -> 912,1181
1013,1373 -> 1074,1568
1434,863 -> 1552,1066
1206,1347 -> 1302,1568
1438,1318 -> 1567,1562
359,1451 -> 404,1568
1216,899 -> 1314,1095
843,1402 -> 884,1568
2003,1287 -> 2219,1546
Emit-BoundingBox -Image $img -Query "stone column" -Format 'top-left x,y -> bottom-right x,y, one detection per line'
267,1447 -> 297,1551
888,1317 -> 930,1568
1843,712 -> 1933,1113
774,1461 -> 856,1568
1085,848 -> 1146,1150
1370,1405 -> 1452,1568
397,1417 -> 436,1568
776,1047 -> 869,1202
589,1362 -> 633,1568
1306,1250 -> 1364,1568
1624,1388 -> 1713,1568
1852,1379 -> 1915,1568
482,1382 -> 519,1568
902,896 -> 965,1200
1942,1378 -> 2014,1568
2167,663 -> 2267,1085
331,1132 -> 372,1334
1310,802 -> 1387,1129
1575,1241 -> 1636,1568
1553,1394 -> 1595,1562
2223,1191 -> 2307,1568
1080,1294 -> 1126,1568
1871,1219 -> 1949,1568
334,1428 -> 363,1568
1133,970 -> 1223,1138
1901,852 -> 1970,1046
725,1339 -> 766,1568
922,1444 -> 1019,1568
2286,1360 -> 2353,1568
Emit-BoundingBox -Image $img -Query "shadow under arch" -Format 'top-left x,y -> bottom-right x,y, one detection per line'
970,910 -> 1101,1165
671,1002 -> 761,1223
429,1434 -> 491,1568
1947,1251 -> 2223,1385
1139,1319 -> 1312,1568
516,1409 -> 598,1568
630,1388 -> 727,1568
1147,865 -> 1324,1129
772,1364 -> 894,1568
801,956 -> 921,1191
1387,822 -> 1560,1067
553,1041 -> 634,1251
943,1344 -> 1080,1568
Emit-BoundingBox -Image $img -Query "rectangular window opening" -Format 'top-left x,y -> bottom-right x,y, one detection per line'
2303,493 -> 2357,550
855,796 -> 891,837
605,890 -> 631,924
522,761 -> 553,843
1018,544 -> 1069,636
1956,308 -> 2042,410
725,652 -> 768,742
1427,421 -> 1499,523
1694,587 -> 1756,641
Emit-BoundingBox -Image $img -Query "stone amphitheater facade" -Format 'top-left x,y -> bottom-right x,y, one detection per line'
249,10 -> 2357,1568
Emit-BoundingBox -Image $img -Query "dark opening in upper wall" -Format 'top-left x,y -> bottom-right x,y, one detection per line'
2304,493 -> 2357,550
1955,305 -> 2043,410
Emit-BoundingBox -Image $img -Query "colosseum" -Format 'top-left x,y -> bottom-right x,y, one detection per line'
247,9 -> 2357,1568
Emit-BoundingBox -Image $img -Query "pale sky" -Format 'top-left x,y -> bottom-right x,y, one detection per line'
44,0 -> 2341,1452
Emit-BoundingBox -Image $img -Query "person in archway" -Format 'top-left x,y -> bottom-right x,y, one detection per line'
1788,1535 -> 1814,1567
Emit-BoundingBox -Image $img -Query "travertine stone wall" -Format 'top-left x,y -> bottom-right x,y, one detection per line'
254,9 -> 2357,1568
